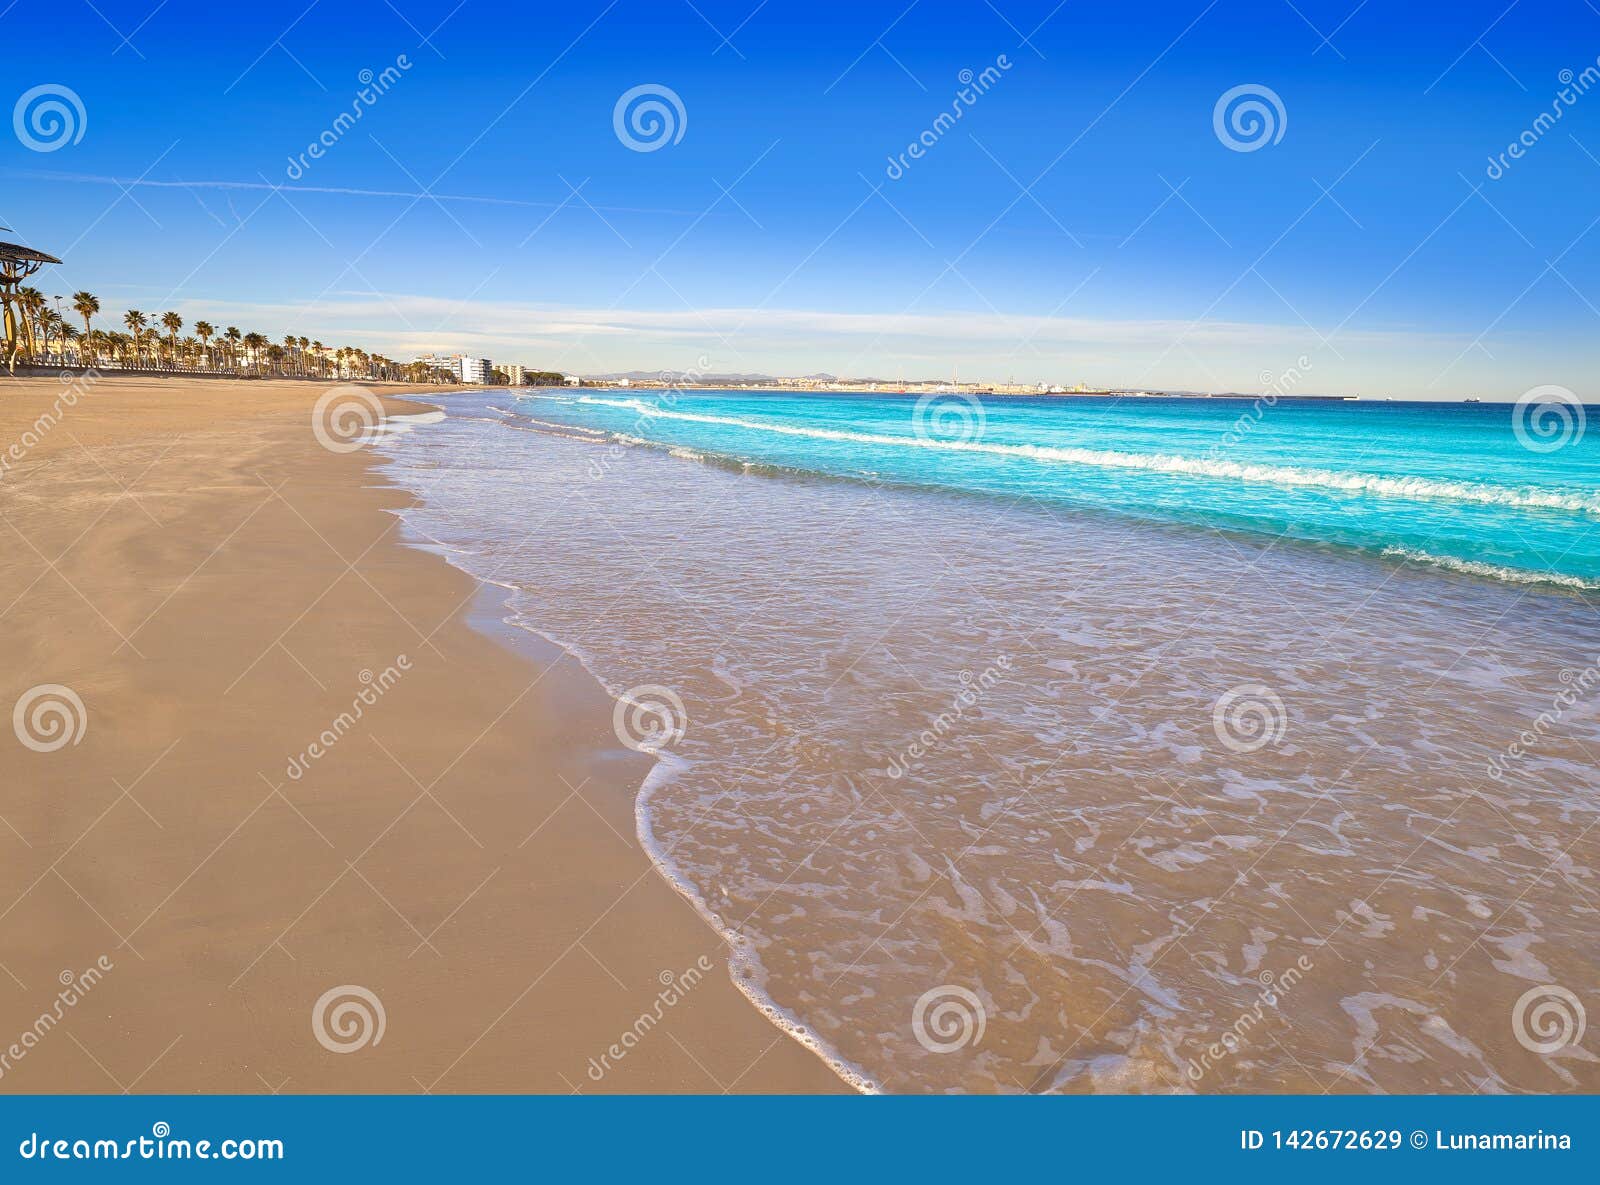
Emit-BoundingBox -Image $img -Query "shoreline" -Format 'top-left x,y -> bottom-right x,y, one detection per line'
384,513 -> 875,1096
0,374 -> 844,1094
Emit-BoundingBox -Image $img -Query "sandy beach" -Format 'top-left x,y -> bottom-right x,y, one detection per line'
0,373 -> 843,1094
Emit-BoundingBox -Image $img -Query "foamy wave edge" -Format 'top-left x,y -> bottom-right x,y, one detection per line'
495,607 -> 882,1093
1379,546 -> 1600,590
631,755 -> 882,1094
563,394 -> 1600,516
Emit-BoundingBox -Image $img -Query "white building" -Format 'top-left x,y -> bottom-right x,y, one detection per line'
459,357 -> 492,384
504,363 -> 525,386
563,374 -> 582,386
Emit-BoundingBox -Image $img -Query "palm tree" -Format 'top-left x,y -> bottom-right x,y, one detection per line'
242,332 -> 267,374
224,326 -> 241,372
310,340 -> 325,378
160,311 -> 183,367
194,321 -> 215,369
14,288 -> 45,362
72,292 -> 99,365
124,310 -> 147,366
38,308 -> 62,362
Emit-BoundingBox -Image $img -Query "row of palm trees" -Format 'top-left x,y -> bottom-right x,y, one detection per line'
7,289 -> 455,385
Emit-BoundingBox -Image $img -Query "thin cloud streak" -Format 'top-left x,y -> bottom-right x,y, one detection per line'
7,170 -> 724,218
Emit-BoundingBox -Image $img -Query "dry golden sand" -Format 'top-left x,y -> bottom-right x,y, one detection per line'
0,374 -> 843,1094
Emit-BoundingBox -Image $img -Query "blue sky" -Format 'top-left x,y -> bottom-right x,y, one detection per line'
4,0 -> 1598,397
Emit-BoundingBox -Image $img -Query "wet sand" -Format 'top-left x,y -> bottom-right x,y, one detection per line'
0,373 -> 844,1093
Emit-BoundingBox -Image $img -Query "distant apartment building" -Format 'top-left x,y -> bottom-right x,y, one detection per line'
412,352 -> 461,379
409,352 -> 494,383
503,363 -> 525,386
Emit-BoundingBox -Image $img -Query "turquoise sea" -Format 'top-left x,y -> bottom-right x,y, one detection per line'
381,387 -> 1600,1095
514,389 -> 1600,590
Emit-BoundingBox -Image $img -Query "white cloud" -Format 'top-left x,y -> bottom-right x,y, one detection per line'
124,289 -> 1560,397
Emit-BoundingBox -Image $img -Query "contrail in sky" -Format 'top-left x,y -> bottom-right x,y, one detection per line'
6,170 -> 718,217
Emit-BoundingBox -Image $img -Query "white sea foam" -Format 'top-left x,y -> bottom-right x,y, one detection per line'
574,396 -> 1600,516
1380,546 -> 1600,590
371,410 -> 446,436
